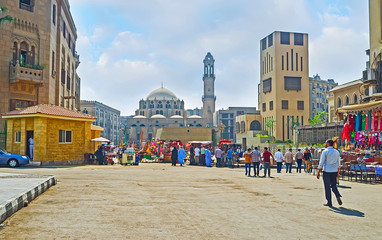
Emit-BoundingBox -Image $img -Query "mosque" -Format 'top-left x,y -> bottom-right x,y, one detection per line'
126,52 -> 216,142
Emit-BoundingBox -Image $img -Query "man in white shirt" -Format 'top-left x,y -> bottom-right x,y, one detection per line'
194,146 -> 201,165
28,137 -> 34,159
317,139 -> 342,207
274,149 -> 284,173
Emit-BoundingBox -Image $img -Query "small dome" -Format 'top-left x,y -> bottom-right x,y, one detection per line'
147,87 -> 177,100
151,114 -> 166,119
170,115 -> 183,119
133,115 -> 147,119
188,115 -> 202,119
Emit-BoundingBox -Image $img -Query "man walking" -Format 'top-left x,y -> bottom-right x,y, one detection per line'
215,147 -> 223,168
317,139 -> 342,207
227,148 -> 233,168
205,146 -> 212,167
190,146 -> 195,165
201,146 -> 206,166
195,146 -> 200,165
171,146 -> 178,166
251,147 -> 261,176
274,149 -> 284,173
262,147 -> 274,177
243,148 -> 252,176
295,149 -> 304,173
284,149 -> 294,173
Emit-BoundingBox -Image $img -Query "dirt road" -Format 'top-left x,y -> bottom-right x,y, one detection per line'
0,164 -> 381,239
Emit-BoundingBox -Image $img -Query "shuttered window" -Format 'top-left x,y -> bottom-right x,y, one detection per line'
284,76 -> 301,91
263,78 -> 272,93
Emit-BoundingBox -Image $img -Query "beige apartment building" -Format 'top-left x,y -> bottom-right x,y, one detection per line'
328,79 -> 363,122
258,31 -> 309,141
0,0 -> 80,133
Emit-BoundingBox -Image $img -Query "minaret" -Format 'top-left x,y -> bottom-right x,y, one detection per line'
202,52 -> 216,127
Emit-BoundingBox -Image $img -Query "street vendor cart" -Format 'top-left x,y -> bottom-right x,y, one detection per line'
121,147 -> 136,165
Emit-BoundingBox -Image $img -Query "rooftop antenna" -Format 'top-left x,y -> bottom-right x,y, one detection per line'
161,81 -> 164,88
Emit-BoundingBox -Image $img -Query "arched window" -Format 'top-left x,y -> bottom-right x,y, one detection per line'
345,96 -> 350,105
20,41 -> 29,65
196,124 -> 202,127
354,94 -> 358,104
157,101 -> 163,108
166,101 -> 171,109
12,42 -> 18,62
250,120 -> 262,130
150,101 -> 154,108
236,122 -> 240,133
240,121 -> 245,133
160,110 -> 163,115
156,110 -> 159,114
338,98 -> 342,108
31,46 -> 35,65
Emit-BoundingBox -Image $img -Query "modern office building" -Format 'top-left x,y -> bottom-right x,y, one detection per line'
0,0 -> 81,129
186,107 -> 203,117
213,107 -> 260,142
80,100 -> 121,144
309,74 -> 338,119
258,31 -> 309,141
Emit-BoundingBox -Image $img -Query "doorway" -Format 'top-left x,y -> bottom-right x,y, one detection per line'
26,131 -> 34,159
242,138 -> 247,151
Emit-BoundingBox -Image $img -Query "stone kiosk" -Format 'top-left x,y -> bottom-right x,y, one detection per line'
2,104 -> 102,165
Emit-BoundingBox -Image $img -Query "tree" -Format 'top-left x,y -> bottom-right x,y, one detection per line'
265,118 -> 276,137
0,6 -> 13,25
308,111 -> 328,125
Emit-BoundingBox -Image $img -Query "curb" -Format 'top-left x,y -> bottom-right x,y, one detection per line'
0,176 -> 57,224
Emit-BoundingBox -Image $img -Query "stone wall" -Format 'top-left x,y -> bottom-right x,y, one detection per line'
294,122 -> 343,145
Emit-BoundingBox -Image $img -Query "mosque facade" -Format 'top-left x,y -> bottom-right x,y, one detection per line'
125,53 -> 216,143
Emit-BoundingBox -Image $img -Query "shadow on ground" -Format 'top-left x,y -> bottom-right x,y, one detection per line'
329,207 -> 365,217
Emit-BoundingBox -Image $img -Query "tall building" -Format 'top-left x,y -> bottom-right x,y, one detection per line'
202,52 -> 216,127
80,100 -> 120,144
309,74 -> 338,119
0,0 -> 81,131
258,31 -> 309,141
364,0 -> 382,96
186,107 -> 203,117
213,107 -> 260,142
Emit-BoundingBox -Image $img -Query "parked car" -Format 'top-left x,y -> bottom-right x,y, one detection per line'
0,148 -> 30,167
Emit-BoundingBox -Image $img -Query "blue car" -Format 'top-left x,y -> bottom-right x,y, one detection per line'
0,148 -> 30,168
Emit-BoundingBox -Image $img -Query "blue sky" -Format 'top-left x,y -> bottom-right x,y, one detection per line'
69,0 -> 369,115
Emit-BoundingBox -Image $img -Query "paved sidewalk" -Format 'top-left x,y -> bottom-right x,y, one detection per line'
0,172 -> 56,223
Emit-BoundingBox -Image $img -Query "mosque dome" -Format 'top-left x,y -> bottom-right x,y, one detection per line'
188,115 -> 202,119
151,114 -> 166,119
170,115 -> 183,119
133,115 -> 147,119
146,87 -> 177,100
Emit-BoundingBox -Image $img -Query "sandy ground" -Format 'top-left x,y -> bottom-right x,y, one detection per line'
0,163 -> 381,240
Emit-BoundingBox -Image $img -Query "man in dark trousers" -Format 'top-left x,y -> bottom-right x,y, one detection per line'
317,139 -> 342,207
171,146 -> 178,166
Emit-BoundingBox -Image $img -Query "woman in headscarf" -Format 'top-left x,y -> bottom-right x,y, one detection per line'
95,145 -> 105,165
171,146 -> 178,166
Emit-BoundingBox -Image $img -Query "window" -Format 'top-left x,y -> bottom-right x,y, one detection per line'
63,22 -> 66,38
263,78 -> 272,93
269,101 -> 273,110
261,38 -> 267,50
282,55 -> 284,70
286,52 -> 289,70
338,98 -> 342,108
346,96 -> 350,105
51,51 -> 55,76
294,33 -> 304,46
291,49 -> 294,71
19,0 -> 34,12
268,34 -> 273,47
301,57 -> 303,71
284,76 -> 302,91
262,103 -> 266,112
15,132 -> 21,143
296,53 -> 298,71
297,101 -> 304,110
280,32 -> 290,45
52,4 -> 56,25
59,130 -> 72,143
222,113 -> 229,118
282,100 -> 288,109
354,94 -> 358,104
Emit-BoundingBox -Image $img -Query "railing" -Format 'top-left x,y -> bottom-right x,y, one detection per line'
9,61 -> 43,84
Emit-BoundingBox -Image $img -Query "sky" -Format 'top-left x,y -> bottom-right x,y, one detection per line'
69,0 -> 369,116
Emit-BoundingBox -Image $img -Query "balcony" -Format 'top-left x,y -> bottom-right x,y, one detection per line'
9,61 -> 43,85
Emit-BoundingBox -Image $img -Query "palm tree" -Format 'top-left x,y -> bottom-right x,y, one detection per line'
0,6 -> 14,25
